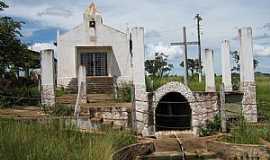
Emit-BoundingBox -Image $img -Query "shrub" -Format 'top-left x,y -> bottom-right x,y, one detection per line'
199,115 -> 221,137
50,104 -> 74,116
55,87 -> 65,97
116,82 -> 133,102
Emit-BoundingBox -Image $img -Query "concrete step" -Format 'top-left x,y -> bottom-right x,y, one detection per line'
154,138 -> 181,152
80,102 -> 132,109
136,151 -> 184,160
56,94 -> 115,104
66,77 -> 114,94
136,151 -> 218,160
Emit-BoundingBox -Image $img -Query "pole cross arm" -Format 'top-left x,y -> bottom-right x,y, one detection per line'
171,41 -> 199,46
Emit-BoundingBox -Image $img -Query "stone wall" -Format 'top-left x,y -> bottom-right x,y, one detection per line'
137,82 -> 219,136
242,82 -> 257,122
136,82 -> 218,135
89,106 -> 131,127
193,92 -> 219,125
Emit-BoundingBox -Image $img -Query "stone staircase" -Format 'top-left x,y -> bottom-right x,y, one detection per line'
66,76 -> 114,94
56,93 -> 132,128
87,77 -> 114,94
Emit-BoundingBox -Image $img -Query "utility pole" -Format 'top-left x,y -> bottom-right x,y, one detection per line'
171,27 -> 198,86
195,14 -> 203,83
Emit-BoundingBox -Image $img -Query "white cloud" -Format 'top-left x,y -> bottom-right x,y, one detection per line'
146,42 -> 183,60
29,42 -> 55,52
3,3 -> 82,29
254,44 -> 270,57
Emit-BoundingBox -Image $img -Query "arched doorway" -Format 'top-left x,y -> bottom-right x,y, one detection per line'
156,92 -> 192,131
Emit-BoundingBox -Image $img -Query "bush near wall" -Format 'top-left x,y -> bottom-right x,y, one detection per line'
116,82 -> 133,102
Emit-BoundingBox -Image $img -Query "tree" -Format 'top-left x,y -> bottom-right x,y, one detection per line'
180,58 -> 202,76
0,1 -> 8,11
0,1 -> 39,78
231,50 -> 259,73
145,52 -> 173,78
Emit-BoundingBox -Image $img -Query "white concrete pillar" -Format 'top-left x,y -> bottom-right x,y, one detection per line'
41,49 -> 55,106
131,27 -> 148,135
205,49 -> 216,92
239,27 -> 255,85
221,40 -> 232,92
78,65 -> 87,103
131,27 -> 146,90
239,27 -> 257,122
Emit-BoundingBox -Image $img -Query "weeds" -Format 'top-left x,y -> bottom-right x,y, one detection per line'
0,118 -> 136,160
199,115 -> 221,137
50,104 -> 74,116
116,82 -> 133,102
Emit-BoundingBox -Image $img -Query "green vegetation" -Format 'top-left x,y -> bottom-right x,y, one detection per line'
0,85 -> 40,107
224,116 -> 270,144
199,115 -> 221,137
116,82 -> 133,102
0,1 -> 40,107
225,117 -> 260,144
49,104 -> 74,116
0,1 -> 40,76
55,87 -> 66,97
0,118 -> 136,160
256,74 -> 270,120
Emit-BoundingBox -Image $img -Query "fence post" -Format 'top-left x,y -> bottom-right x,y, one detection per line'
131,84 -> 137,131
220,83 -> 227,133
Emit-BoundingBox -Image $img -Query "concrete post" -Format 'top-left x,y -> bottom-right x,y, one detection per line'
131,27 -> 149,136
239,27 -> 257,122
205,49 -> 216,92
41,49 -> 55,107
221,40 -> 232,92
78,65 -> 87,103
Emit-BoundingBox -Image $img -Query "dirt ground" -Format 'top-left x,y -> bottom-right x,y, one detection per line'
0,106 -> 46,119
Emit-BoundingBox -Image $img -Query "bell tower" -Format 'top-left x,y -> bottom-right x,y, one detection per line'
83,2 -> 103,42
83,2 -> 103,27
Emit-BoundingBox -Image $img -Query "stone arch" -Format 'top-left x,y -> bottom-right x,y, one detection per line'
153,81 -> 198,134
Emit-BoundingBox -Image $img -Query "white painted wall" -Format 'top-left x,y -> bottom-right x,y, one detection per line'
56,5 -> 144,87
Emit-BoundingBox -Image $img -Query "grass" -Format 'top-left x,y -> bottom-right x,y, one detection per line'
0,118 -> 136,160
224,117 -> 270,144
225,117 -> 260,144
256,75 -> 270,120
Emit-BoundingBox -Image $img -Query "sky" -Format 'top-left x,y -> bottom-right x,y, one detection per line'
2,0 -> 270,75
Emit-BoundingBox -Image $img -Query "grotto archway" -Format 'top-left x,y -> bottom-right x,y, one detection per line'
156,92 -> 192,131
153,82 -> 197,133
